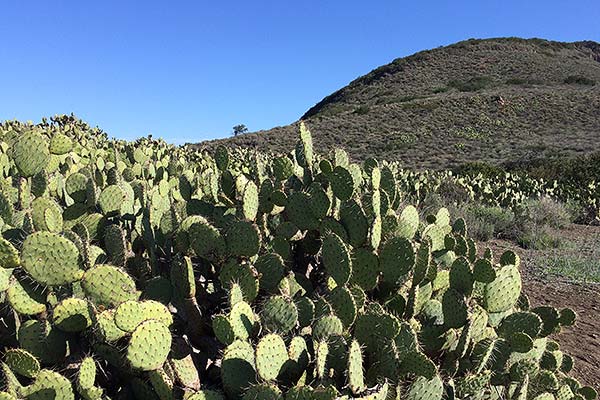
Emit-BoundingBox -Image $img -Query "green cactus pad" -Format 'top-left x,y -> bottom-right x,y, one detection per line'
559,308 -> 577,327
399,351 -> 437,380
12,131 -> 50,177
322,233 -> 352,286
0,237 -> 19,269
380,237 -> 415,284
398,205 -> 420,239
498,311 -> 543,338
222,340 -> 256,398
449,257 -> 474,295
148,368 -> 174,400
442,288 -> 468,329
103,224 -> 127,266
77,357 -> 97,390
219,259 -> 259,302
21,231 -> 82,285
255,253 -> 286,293
295,296 -> 315,328
281,336 -> 310,385
328,286 -> 357,328
229,301 -> 257,340
261,295 -> 298,334
213,314 -> 235,345
170,255 -> 196,299
1,362 -> 22,398
340,199 -> 369,247
127,319 -> 172,371
347,249 -> 378,291
114,300 -> 147,332
242,383 -> 282,400
0,267 -> 11,291
226,221 -> 260,257
96,309 -> 128,342
532,306 -> 561,337
21,369 -> 74,400
4,348 -> 40,379
347,339 -> 365,394
473,258 -> 496,283
330,166 -> 354,201
242,180 -> 259,221
169,339 -> 201,390
98,184 -> 127,216
228,282 -> 245,307
82,264 -> 139,307
18,320 -> 67,364
52,297 -> 93,332
404,375 -> 444,400
484,265 -> 522,313
312,314 -> 344,342
31,197 -> 63,232
255,333 -> 288,381
272,156 -> 294,181
7,277 -> 46,315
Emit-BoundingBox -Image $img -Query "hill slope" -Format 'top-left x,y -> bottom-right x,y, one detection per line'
198,38 -> 600,170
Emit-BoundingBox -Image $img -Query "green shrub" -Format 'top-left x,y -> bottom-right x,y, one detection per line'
454,203 -> 515,241
564,75 -> 596,85
448,75 -> 493,92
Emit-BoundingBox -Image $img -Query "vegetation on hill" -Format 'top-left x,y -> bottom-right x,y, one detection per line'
199,38 -> 600,170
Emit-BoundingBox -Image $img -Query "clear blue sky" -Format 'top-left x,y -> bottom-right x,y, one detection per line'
1,1 -> 598,143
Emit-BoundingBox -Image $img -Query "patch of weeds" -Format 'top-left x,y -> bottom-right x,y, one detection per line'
456,203 -> 516,241
564,75 -> 596,86
353,105 -> 370,115
515,223 -> 563,250
452,126 -> 489,140
506,77 -> 544,85
449,76 -> 493,92
432,86 -> 449,94
545,256 -> 600,283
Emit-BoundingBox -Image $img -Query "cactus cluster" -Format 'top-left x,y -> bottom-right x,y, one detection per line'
0,115 -> 596,399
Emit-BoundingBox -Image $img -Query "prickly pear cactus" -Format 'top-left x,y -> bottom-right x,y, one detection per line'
0,117 -> 594,400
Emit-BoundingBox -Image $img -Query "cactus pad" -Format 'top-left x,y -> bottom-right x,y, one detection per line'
52,297 -> 93,332
347,339 -> 365,394
0,238 -> 20,269
484,265 -> 522,313
4,348 -> 40,379
322,233 -> 352,286
380,237 -> 414,284
226,221 -> 260,257
12,131 -> 50,177
81,264 -> 139,307
127,319 -> 172,371
255,333 -> 288,381
21,369 -> 74,400
261,296 -> 298,334
7,277 -> 46,315
21,231 -> 82,285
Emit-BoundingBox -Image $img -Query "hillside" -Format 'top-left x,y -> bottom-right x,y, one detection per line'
197,38 -> 600,170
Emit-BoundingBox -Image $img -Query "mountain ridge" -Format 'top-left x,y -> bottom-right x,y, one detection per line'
196,37 -> 600,170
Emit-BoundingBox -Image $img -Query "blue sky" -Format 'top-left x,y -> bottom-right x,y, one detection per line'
1,1 -> 598,143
